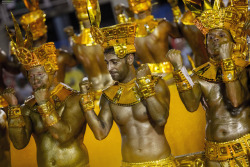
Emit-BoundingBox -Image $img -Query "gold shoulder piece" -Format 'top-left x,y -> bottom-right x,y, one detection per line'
51,83 -> 77,103
102,79 -> 141,106
193,62 -> 222,82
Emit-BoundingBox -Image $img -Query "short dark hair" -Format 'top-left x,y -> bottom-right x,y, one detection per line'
104,47 -> 116,55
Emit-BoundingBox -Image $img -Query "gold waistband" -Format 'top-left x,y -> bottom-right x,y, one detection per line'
121,155 -> 176,167
205,134 -> 250,161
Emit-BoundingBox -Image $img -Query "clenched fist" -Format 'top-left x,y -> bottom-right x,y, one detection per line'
79,78 -> 92,94
34,88 -> 50,105
219,42 -> 234,60
2,87 -> 18,106
136,64 -> 151,79
165,49 -> 183,71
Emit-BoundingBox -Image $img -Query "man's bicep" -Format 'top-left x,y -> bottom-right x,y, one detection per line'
155,79 -> 170,106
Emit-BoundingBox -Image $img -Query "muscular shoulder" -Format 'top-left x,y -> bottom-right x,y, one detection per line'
65,92 -> 81,106
155,77 -> 170,96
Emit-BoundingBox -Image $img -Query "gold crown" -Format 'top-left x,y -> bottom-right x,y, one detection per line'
128,0 -> 151,14
184,0 -> 248,60
72,0 -> 100,45
7,13 -> 58,73
91,23 -> 136,58
20,0 -> 47,40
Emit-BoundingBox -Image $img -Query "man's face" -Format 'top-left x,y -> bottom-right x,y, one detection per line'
206,29 -> 233,59
28,66 -> 50,91
104,53 -> 129,82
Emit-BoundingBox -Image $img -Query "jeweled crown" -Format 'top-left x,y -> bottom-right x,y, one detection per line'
20,0 -> 47,40
184,0 -> 248,60
7,13 -> 58,72
91,23 -> 136,58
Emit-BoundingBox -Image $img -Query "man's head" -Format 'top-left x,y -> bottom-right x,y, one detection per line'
104,48 -> 134,82
206,28 -> 234,60
28,66 -> 55,91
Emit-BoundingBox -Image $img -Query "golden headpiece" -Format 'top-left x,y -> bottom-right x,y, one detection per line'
128,0 -> 151,14
20,0 -> 47,40
91,23 -> 136,58
6,13 -> 58,73
72,0 -> 101,45
184,0 -> 248,60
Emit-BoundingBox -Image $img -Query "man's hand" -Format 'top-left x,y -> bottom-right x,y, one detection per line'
136,64 -> 151,79
34,88 -> 50,105
2,88 -> 18,106
79,78 -> 92,94
165,49 -> 183,71
219,42 -> 234,60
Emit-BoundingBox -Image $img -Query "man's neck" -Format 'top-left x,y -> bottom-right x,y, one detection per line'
120,67 -> 136,83
137,10 -> 151,20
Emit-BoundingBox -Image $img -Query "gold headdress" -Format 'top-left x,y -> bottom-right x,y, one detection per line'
184,0 -> 248,60
128,0 -> 151,14
6,13 -> 58,73
71,0 -> 101,45
20,0 -> 47,40
91,23 -> 136,58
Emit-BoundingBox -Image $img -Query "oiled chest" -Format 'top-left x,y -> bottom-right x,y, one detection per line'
110,102 -> 148,125
199,80 -> 224,105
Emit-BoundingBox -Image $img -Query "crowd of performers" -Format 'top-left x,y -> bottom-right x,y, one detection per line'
0,0 -> 249,166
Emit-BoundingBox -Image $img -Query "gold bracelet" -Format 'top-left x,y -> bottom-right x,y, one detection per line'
37,101 -> 60,127
171,6 -> 181,23
117,14 -> 128,24
173,70 -> 192,92
8,105 -> 25,127
136,75 -> 156,99
221,58 -> 237,82
80,92 -> 95,112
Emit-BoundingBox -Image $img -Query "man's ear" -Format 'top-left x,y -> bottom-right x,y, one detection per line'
126,54 -> 134,65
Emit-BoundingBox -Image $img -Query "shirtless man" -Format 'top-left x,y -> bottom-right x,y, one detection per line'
166,4 -> 250,166
115,0 -> 181,66
19,0 -> 76,82
80,23 -> 176,166
2,16 -> 89,167
65,0 -> 112,93
167,0 -> 209,67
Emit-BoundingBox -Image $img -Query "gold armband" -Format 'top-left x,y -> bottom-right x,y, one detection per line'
80,92 -> 95,112
117,14 -> 128,24
221,58 -> 237,82
173,70 -> 192,92
8,105 -> 25,127
136,75 -> 156,99
37,101 -> 60,127
171,6 -> 181,23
